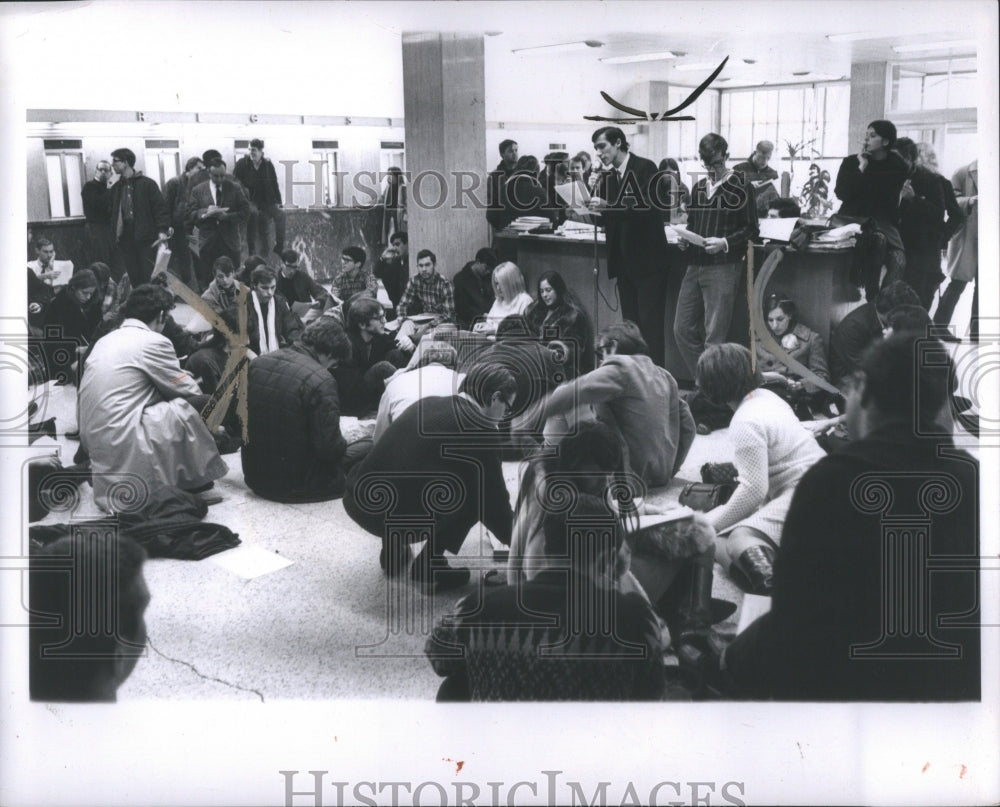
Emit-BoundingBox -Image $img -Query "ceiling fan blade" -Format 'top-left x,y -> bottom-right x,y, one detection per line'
659,56 -> 729,117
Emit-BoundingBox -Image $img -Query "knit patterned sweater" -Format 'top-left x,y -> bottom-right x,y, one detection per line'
707,388 -> 825,532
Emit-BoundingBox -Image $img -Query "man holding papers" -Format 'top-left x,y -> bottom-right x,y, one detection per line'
587,126 -> 670,367
673,133 -> 759,377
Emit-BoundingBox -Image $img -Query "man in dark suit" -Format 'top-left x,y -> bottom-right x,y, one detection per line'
188,157 -> 250,291
108,148 -> 171,286
587,127 -> 669,367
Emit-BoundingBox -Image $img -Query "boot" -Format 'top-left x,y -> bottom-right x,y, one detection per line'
733,545 -> 775,595
659,559 -> 715,652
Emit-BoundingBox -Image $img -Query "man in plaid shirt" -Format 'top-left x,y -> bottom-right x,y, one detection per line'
394,249 -> 456,351
673,133 -> 759,377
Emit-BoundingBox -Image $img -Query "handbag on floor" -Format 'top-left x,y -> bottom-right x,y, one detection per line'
678,463 -> 738,511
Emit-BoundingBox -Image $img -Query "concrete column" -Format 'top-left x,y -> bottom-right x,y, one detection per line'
402,33 -> 489,283
848,62 -> 889,154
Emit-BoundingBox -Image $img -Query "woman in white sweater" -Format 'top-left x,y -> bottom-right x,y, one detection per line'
695,343 -> 825,594
473,261 -> 534,334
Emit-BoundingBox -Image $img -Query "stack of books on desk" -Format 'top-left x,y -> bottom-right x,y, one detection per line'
556,220 -> 604,241
507,216 -> 551,232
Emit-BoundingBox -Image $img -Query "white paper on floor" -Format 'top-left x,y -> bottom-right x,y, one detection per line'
736,593 -> 772,634
207,545 -> 294,579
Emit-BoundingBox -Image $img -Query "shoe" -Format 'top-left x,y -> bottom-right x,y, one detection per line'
409,547 -> 470,591
182,481 -> 215,494
732,545 -> 775,595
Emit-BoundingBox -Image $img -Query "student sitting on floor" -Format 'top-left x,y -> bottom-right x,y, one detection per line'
242,317 -> 371,503
344,362 -> 517,592
332,295 -> 409,416
695,343 -> 825,595
427,492 -> 666,701
79,284 -> 227,509
514,320 -> 695,490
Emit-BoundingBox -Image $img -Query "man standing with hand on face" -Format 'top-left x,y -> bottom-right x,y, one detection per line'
82,160 -> 114,265
587,126 -> 669,367
672,133 -> 759,378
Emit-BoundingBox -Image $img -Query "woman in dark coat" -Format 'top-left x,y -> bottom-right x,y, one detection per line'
524,269 -> 595,377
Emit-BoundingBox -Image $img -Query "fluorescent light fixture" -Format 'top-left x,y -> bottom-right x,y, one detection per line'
826,32 -> 887,42
674,62 -> 718,72
893,39 -> 976,53
512,40 -> 603,56
600,50 -> 676,64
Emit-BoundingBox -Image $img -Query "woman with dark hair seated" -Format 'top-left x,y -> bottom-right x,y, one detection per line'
42,269 -> 102,384
696,343 -> 825,595
756,293 -> 833,419
524,269 -> 595,376
428,485 -> 666,701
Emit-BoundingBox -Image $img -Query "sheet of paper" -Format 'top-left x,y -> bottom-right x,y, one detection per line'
667,225 -> 706,248
555,180 -> 599,219
208,545 -> 294,579
736,593 -> 773,634
757,216 -> 798,242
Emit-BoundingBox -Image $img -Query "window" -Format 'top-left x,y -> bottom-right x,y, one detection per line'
889,57 -> 978,112
379,141 -> 406,175
43,140 -> 84,218
144,140 -> 181,188
311,140 -> 340,207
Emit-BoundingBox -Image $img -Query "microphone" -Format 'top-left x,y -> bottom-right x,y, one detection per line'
588,167 -> 603,193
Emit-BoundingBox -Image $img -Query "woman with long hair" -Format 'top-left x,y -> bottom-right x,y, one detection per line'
524,269 -> 595,376
473,261 -> 533,335
656,157 -> 691,223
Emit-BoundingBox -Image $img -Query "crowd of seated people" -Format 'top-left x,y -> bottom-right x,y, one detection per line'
26,126 -> 979,704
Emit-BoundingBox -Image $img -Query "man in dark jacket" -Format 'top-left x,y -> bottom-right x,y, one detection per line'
451,247 -> 497,330
723,333 -> 980,700
588,126 -> 672,367
333,296 -> 408,415
245,265 -> 303,355
486,139 -> 518,230
344,362 -> 518,591
163,156 -> 204,289
278,249 -> 336,321
108,148 -> 171,286
242,318 -> 369,502
188,157 -> 250,290
233,138 -> 286,256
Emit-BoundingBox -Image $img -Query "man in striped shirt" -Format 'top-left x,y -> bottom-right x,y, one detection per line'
673,133 -> 759,377
394,249 -> 456,351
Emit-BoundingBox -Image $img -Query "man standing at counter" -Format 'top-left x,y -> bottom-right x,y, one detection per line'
486,139 -> 519,231
673,133 -> 759,378
587,126 -> 669,367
